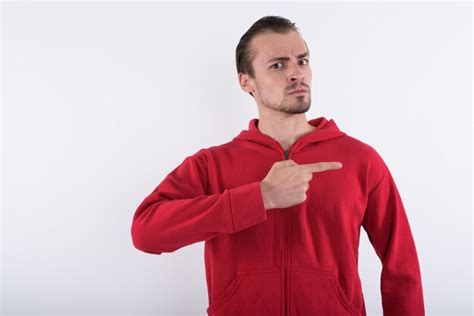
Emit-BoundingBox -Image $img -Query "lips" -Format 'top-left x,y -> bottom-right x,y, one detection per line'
288,89 -> 308,94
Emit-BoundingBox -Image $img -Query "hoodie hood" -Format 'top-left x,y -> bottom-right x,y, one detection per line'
233,116 -> 346,154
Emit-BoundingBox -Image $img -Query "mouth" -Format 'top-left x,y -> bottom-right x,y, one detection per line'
288,89 -> 308,95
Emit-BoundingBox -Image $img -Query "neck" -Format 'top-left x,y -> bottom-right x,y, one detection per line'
256,113 -> 315,151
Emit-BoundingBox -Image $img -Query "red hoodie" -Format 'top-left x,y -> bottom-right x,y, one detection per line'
131,116 -> 425,316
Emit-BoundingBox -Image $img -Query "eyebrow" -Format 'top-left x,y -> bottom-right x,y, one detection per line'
266,51 -> 309,64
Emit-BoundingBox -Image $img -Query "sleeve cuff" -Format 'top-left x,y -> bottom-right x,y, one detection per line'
228,181 -> 268,232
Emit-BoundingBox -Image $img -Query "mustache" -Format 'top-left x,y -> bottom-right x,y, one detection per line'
287,82 -> 309,91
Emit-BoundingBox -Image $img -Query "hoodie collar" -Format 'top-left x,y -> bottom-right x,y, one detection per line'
233,116 -> 346,153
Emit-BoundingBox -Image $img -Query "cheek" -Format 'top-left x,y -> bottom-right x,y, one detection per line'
256,75 -> 287,97
306,68 -> 312,81
260,79 -> 280,92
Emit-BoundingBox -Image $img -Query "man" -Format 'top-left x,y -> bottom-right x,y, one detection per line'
131,15 -> 425,316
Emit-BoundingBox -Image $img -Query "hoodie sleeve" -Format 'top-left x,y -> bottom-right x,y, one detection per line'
131,148 -> 268,255
362,166 -> 425,316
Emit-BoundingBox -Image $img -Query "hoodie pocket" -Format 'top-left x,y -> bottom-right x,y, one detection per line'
206,268 -> 280,316
290,267 -> 357,315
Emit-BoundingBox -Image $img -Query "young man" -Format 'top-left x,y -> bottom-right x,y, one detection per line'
131,16 -> 425,316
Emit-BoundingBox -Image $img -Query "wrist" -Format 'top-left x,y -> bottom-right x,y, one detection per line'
259,181 -> 273,210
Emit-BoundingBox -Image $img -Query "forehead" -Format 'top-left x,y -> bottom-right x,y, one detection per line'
251,31 -> 308,63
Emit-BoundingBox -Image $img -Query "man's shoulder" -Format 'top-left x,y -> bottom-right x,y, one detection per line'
179,141 -> 234,163
338,134 -> 384,160
195,139 -> 241,156
337,133 -> 388,182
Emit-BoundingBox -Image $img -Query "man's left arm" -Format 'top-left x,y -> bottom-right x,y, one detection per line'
362,166 -> 425,316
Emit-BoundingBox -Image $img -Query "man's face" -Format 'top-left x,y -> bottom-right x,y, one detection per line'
242,31 -> 312,114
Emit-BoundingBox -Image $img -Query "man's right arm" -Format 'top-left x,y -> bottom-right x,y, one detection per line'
130,148 -> 268,255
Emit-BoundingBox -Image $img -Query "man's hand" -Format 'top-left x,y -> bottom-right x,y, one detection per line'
259,160 -> 343,209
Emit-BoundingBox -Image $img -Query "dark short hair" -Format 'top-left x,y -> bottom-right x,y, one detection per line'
236,16 -> 300,77
236,16 -> 301,97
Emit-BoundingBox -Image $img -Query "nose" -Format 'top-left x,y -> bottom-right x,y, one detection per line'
287,60 -> 305,83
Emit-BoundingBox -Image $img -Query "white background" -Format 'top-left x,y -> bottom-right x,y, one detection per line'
1,1 -> 472,315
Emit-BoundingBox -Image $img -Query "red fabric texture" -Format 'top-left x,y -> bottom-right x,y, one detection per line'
131,117 -> 425,315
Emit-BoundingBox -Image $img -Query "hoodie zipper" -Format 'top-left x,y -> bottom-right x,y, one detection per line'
282,148 -> 290,316
274,141 -> 299,316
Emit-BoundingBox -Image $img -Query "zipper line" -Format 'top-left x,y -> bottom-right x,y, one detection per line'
282,148 -> 290,316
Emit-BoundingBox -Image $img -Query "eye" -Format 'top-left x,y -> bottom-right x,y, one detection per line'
300,58 -> 309,65
270,62 -> 284,69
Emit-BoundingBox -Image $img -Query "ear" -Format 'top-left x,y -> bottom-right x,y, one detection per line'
238,72 -> 255,95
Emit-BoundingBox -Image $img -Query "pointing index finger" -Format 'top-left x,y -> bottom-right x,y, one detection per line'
299,161 -> 343,173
